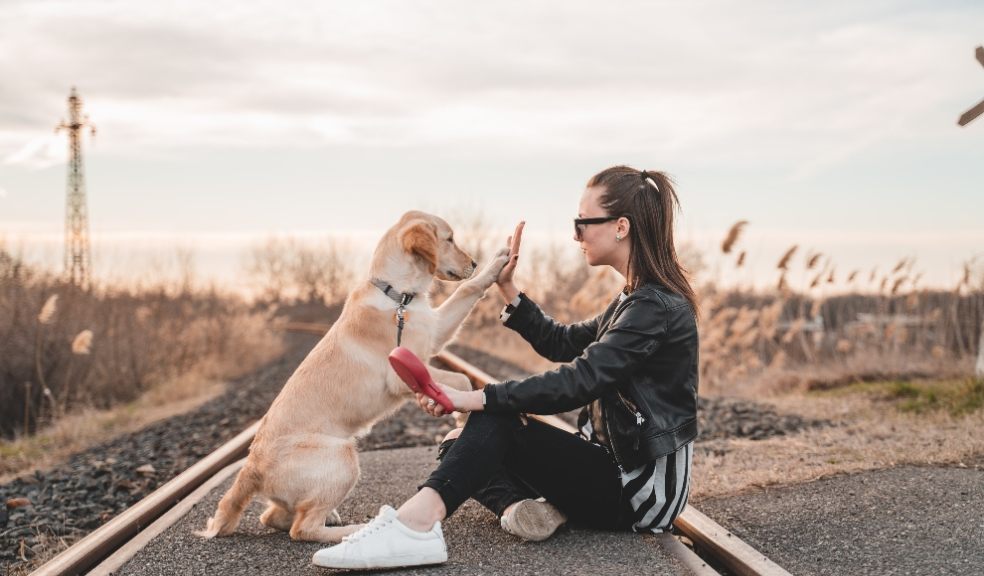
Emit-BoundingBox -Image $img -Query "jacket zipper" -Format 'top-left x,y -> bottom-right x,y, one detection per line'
602,401 -> 625,472
616,389 -> 645,426
601,294 -> 644,470
602,298 -> 645,425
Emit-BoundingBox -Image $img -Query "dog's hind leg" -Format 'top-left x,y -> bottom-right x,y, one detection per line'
277,439 -> 360,542
259,503 -> 293,532
197,463 -> 261,538
289,504 -> 362,543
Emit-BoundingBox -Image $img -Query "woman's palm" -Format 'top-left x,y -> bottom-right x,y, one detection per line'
497,221 -> 525,286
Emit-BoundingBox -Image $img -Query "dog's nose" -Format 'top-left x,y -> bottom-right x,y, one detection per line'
471,260 -> 477,269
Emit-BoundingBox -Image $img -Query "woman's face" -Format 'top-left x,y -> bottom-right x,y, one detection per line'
576,185 -> 624,267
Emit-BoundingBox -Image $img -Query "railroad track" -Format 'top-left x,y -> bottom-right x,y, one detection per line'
29,322 -> 791,576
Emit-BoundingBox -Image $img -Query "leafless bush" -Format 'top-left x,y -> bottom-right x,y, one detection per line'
244,236 -> 355,305
0,245 -> 284,439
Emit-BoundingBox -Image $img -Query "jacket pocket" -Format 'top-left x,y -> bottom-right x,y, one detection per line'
605,393 -> 647,470
615,389 -> 645,427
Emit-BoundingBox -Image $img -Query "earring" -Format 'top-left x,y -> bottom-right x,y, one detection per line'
615,234 -> 622,242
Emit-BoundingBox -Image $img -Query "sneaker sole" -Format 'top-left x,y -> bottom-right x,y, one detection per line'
312,550 -> 448,569
502,500 -> 566,542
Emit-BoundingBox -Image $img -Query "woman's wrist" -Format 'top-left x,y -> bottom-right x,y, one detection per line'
462,389 -> 485,412
498,282 -> 520,304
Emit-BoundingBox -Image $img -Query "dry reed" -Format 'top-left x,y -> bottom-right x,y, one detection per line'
777,245 -> 797,270
721,220 -> 748,254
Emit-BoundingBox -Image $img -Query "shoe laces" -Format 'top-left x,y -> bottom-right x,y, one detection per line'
342,516 -> 391,543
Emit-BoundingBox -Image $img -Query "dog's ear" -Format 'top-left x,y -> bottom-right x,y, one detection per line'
399,219 -> 438,274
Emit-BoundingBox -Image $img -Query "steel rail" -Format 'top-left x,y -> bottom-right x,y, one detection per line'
29,424 -> 259,576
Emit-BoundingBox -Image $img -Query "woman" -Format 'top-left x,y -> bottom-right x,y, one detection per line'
313,166 -> 700,570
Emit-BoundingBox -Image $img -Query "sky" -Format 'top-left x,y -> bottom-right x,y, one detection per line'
1,0 -> 982,291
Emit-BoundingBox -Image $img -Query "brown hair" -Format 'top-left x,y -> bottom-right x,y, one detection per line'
587,165 -> 699,317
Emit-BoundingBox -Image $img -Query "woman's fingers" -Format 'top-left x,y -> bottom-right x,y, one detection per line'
417,393 -> 441,416
428,399 -> 444,417
510,221 -> 525,256
496,221 -> 525,285
415,390 -> 448,417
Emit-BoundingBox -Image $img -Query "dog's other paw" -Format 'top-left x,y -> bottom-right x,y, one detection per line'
471,247 -> 510,290
195,517 -> 221,539
324,509 -> 342,526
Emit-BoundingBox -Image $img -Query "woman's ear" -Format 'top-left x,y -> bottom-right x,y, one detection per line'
618,216 -> 631,238
399,219 -> 438,274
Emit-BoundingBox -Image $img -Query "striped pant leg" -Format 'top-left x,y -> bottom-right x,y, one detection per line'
622,442 -> 693,533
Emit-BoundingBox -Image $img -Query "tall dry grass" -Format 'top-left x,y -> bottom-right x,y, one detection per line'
0,244 -> 285,439
444,220 -> 984,399
694,227 -> 984,395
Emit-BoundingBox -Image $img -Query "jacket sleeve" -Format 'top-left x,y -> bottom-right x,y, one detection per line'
485,294 -> 667,414
503,292 -> 606,363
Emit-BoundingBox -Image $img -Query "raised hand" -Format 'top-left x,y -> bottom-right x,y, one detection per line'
495,221 -> 524,301
468,247 -> 511,291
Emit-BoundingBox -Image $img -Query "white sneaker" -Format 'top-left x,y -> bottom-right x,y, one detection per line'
500,497 -> 567,542
311,505 -> 447,569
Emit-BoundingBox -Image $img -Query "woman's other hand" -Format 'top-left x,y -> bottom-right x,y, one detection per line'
496,221 -> 524,302
414,385 -> 484,417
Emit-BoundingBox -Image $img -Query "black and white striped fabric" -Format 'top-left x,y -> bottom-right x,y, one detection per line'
579,417 -> 693,533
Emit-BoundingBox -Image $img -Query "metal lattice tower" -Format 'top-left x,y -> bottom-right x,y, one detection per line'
55,87 -> 96,289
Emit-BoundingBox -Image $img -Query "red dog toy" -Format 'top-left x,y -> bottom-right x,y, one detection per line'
388,346 -> 455,413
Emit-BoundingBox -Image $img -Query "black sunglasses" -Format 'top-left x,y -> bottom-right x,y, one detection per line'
573,216 -> 619,241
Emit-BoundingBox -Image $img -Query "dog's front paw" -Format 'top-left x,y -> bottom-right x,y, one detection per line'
324,510 -> 342,526
472,248 -> 510,290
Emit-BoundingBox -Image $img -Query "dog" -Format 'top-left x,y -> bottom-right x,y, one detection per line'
197,210 -> 509,542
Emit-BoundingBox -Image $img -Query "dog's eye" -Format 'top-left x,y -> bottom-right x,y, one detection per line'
447,237 -> 454,243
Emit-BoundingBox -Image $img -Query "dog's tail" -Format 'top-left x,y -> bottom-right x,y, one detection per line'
196,464 -> 261,538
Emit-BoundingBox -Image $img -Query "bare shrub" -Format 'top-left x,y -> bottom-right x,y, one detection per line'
0,245 -> 284,439
244,236 -> 355,305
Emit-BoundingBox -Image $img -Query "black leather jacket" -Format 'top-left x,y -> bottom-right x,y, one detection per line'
482,283 -> 699,470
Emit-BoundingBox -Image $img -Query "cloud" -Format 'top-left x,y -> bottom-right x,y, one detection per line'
2,0 -> 981,169
0,0 -> 980,231
2,135 -> 66,169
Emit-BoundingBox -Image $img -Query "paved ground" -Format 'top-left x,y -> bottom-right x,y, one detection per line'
111,446 -> 689,576
696,458 -> 984,576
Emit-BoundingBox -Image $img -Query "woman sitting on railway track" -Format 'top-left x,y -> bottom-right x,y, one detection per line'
313,165 -> 701,570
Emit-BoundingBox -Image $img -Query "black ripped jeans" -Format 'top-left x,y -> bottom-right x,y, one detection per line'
418,411 -> 633,530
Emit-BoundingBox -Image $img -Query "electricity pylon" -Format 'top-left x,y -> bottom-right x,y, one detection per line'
55,87 -> 96,289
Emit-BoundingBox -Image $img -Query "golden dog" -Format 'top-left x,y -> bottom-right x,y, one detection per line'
198,211 -> 508,542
